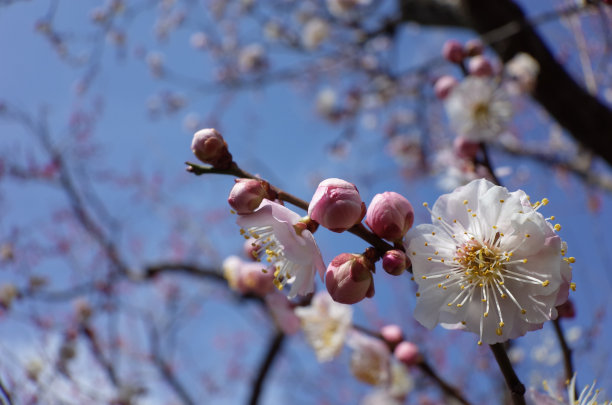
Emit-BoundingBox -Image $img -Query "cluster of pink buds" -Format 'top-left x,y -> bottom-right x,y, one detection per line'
191,128 -> 233,169
380,324 -> 421,367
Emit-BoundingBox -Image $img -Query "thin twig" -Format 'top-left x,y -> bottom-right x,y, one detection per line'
0,375 -> 13,405
419,361 -> 472,405
248,331 -> 285,405
489,343 -> 525,405
552,318 -> 577,397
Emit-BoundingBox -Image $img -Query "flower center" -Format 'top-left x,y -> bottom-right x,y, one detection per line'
472,102 -> 490,123
455,239 -> 505,285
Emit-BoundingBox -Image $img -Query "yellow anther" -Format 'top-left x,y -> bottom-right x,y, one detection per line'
500,199 -> 505,203
424,242 -> 428,246
541,198 -> 549,205
463,200 -> 468,205
525,234 -> 530,238
499,322 -> 505,327
422,276 -> 427,279
477,341 -> 482,346
568,257 -> 576,263
521,309 -> 526,314
416,292 -> 421,297
554,224 -> 562,231
423,202 -> 428,207
542,280 -> 550,287
427,257 -> 432,262
457,304 -> 463,308
484,312 -> 489,317
496,328 -> 503,336
550,215 -> 555,220
522,259 -> 528,263
570,283 -> 576,291
432,232 -> 436,235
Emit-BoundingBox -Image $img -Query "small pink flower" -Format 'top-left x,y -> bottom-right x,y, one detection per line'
308,178 -> 366,232
442,39 -> 464,64
191,128 -> 232,168
365,192 -> 414,241
434,75 -> 458,100
382,249 -> 408,276
394,341 -> 420,367
468,55 -> 494,77
237,200 -> 326,298
325,253 -> 374,304
228,179 -> 268,215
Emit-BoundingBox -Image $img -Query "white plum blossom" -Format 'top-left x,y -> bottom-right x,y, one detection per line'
445,77 -> 512,142
406,179 -> 572,345
347,332 -> 391,386
302,18 -> 330,50
294,291 -> 353,361
237,199 -> 326,298
528,375 -> 609,405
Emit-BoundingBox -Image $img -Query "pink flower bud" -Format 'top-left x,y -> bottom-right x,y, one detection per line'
453,136 -> 480,160
308,178 -> 366,233
464,39 -> 484,57
191,128 -> 232,168
394,341 -> 420,367
382,249 -> 407,276
557,299 -> 575,319
468,55 -> 494,77
434,75 -> 458,100
228,179 -> 267,215
380,324 -> 403,345
365,192 -> 414,241
442,39 -> 464,64
325,253 -> 374,304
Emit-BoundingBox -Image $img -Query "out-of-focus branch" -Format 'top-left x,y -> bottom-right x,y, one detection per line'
248,331 -> 285,405
80,324 -> 119,387
552,319 -> 576,394
460,0 -> 612,167
0,375 -> 13,405
496,142 -> 612,193
399,0 -> 469,27
144,263 -> 226,283
149,325 -> 195,405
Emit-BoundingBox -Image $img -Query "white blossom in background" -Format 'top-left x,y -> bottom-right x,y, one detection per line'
347,332 -> 391,386
406,179 -> 573,345
302,18 -> 330,50
327,0 -> 371,18
294,291 -> 352,362
316,88 -> 337,118
445,77 -> 512,142
505,52 -> 540,93
236,200 -> 326,298
361,362 -> 413,404
528,375 -> 609,405
238,43 -> 267,73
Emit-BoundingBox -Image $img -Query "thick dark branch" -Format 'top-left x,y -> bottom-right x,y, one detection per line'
0,375 -> 13,405
490,343 -> 526,405
461,0 -> 612,166
399,0 -> 469,27
248,332 -> 285,405
145,263 -> 226,282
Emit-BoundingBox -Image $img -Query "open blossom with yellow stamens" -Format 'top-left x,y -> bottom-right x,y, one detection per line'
528,374 -> 609,405
236,199 -> 326,298
405,179 -> 572,345
294,291 -> 352,362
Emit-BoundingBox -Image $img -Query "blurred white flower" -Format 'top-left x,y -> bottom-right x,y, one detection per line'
445,77 -> 512,142
302,18 -> 330,50
295,292 -> 353,361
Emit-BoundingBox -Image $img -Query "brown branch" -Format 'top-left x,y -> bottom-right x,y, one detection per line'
460,0 -> 612,167
489,343 -> 525,405
144,263 -> 226,283
248,331 -> 285,405
552,318 -> 577,396
0,375 -> 13,405
80,325 -> 119,387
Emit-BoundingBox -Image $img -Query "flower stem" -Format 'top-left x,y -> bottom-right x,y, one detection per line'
489,343 -> 525,405
552,318 -> 577,397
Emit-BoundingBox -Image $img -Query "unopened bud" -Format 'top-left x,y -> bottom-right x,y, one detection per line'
308,178 -> 366,233
325,253 -> 374,304
382,249 -> 408,276
468,55 -> 494,77
394,341 -> 420,367
380,324 -> 403,345
442,40 -> 464,64
191,128 -> 232,168
434,75 -> 458,100
365,192 -> 414,241
228,179 -> 267,215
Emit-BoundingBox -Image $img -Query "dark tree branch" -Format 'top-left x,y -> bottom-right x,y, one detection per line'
490,343 -> 526,405
460,0 -> 612,167
0,375 -> 13,405
248,331 -> 285,405
552,319 -> 577,396
145,263 -> 226,283
399,0 -> 470,27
